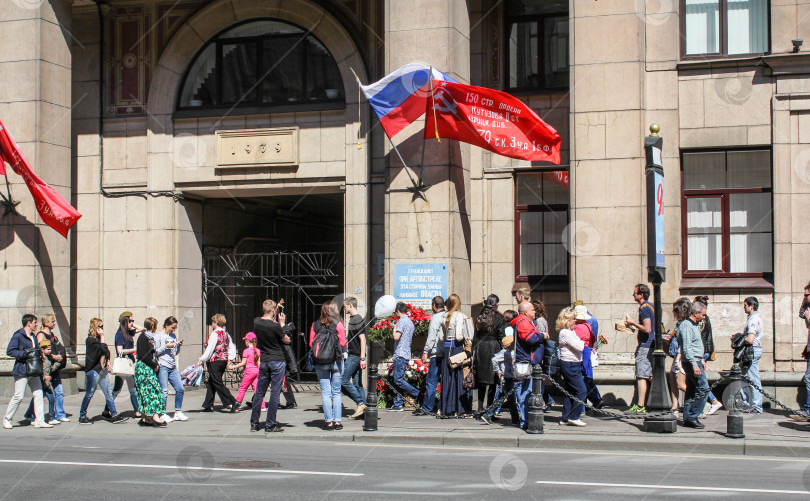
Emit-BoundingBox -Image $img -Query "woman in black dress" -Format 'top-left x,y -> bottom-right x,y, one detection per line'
473,294 -> 505,412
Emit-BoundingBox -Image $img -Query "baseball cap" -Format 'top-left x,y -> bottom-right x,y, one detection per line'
119,311 -> 134,322
243,332 -> 257,341
39,339 -> 51,347
502,335 -> 514,347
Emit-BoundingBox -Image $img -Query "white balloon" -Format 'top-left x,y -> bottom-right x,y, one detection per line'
374,295 -> 397,318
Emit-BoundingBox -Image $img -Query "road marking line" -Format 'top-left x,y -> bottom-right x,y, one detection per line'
535,480 -> 810,495
339,442 -> 810,462
0,459 -> 362,477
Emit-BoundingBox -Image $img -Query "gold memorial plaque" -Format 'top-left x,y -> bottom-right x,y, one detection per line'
216,127 -> 298,168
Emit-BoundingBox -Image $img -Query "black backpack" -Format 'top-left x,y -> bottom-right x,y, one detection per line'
542,339 -> 561,376
311,321 -> 340,365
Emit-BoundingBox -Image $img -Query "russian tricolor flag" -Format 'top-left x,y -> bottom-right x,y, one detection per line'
359,63 -> 456,138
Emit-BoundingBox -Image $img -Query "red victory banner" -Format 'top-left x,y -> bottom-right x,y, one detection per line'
425,80 -> 561,164
0,119 -> 81,238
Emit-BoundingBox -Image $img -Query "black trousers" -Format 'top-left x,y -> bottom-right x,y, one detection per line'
477,383 -> 497,411
283,375 -> 296,405
203,360 -> 235,409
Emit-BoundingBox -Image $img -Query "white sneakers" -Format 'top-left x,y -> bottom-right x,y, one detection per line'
173,411 -> 189,422
48,419 -> 61,425
59,417 -> 70,423
2,419 -> 11,429
33,422 -> 54,428
567,419 -> 587,427
160,413 -> 174,424
707,402 -> 723,415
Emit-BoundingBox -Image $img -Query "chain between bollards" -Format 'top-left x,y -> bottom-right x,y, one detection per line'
525,363 -> 544,434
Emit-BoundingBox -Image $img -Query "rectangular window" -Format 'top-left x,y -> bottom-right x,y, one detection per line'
506,0 -> 569,91
515,171 -> 568,283
682,0 -> 769,57
681,149 -> 772,278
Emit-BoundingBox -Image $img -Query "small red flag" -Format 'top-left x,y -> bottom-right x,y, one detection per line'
425,80 -> 561,164
0,119 -> 81,238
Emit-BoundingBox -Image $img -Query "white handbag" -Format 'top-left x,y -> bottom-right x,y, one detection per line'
111,356 -> 135,376
591,350 -> 599,368
514,362 -> 532,379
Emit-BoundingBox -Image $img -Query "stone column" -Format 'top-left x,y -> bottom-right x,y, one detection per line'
0,0 -> 73,394
384,0 -> 472,309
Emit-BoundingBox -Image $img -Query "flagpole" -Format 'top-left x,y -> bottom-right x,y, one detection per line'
350,67 -> 362,150
428,70 -> 440,142
418,68 -> 432,174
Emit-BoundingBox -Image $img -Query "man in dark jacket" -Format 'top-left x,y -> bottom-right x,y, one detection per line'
3,314 -> 51,429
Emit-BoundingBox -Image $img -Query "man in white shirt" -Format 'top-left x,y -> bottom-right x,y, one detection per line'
418,296 -> 446,416
742,297 -> 763,413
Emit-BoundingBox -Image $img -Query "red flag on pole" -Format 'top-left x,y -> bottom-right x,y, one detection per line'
425,80 -> 561,164
0,119 -> 81,238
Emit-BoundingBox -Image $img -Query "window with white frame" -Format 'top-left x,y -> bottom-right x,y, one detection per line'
683,0 -> 769,57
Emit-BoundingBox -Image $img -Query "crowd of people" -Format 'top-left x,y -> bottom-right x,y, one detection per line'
3,281 -> 809,432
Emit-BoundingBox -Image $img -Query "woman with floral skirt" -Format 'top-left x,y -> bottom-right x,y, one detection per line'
134,317 -> 167,427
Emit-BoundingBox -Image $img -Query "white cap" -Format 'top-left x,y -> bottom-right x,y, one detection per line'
574,305 -> 591,321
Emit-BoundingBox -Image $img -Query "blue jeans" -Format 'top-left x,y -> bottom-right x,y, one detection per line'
742,347 -> 763,412
316,359 -> 344,422
80,369 -> 117,418
391,356 -> 419,407
423,356 -> 441,412
515,376 -> 534,429
158,366 -> 185,411
702,353 -> 717,402
561,360 -> 587,422
25,374 -> 65,421
341,354 -> 365,406
683,360 -> 709,422
250,361 -> 286,429
804,357 -> 810,413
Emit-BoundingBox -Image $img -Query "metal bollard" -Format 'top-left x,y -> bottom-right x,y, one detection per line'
725,364 -> 745,439
363,345 -> 379,432
525,364 -> 544,434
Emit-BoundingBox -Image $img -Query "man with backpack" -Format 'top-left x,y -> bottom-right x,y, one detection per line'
389,302 -> 420,412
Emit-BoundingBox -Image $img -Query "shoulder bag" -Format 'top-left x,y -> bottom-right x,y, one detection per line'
25,348 -> 43,377
448,350 -> 469,369
112,355 -> 135,376
514,361 -> 532,379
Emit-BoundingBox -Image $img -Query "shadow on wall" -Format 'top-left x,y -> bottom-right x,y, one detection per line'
0,214 -> 71,352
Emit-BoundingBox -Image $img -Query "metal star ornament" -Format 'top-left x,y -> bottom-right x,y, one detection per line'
407,176 -> 431,202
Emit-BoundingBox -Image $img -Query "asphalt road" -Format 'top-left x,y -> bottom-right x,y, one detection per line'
1,431 -> 810,500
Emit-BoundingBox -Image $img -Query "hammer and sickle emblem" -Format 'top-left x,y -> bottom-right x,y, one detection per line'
245,144 -> 251,154
433,87 -> 459,118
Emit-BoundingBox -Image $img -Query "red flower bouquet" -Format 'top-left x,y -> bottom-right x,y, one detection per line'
369,303 -> 431,342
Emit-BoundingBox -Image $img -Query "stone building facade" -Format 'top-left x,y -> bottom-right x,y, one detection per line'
1,0 -> 809,402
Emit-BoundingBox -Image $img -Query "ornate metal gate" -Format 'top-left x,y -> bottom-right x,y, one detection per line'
202,250 -> 342,373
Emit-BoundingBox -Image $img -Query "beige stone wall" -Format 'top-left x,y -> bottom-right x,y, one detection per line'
0,0 -> 74,352
65,0 -> 372,370
383,0 -> 473,311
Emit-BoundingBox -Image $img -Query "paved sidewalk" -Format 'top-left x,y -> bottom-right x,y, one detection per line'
2,388 -> 810,458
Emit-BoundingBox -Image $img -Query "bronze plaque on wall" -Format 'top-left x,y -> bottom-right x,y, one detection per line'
216,127 -> 298,168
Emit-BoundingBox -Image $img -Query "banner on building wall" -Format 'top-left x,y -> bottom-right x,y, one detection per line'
425,80 -> 561,164
0,119 -> 81,238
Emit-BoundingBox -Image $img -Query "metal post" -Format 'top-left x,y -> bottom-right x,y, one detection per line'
525,364 -> 544,434
725,365 -> 745,439
363,341 -> 379,431
642,124 -> 677,433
